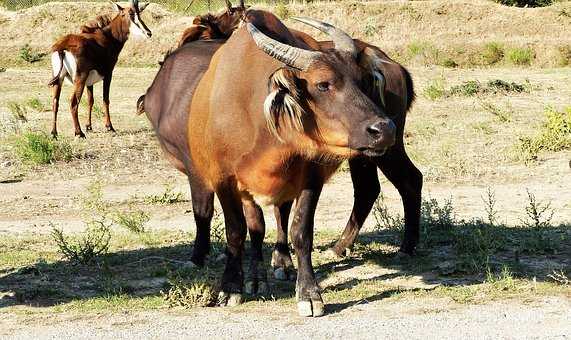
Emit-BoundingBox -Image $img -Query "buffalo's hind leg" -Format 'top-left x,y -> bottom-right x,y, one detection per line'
377,145 -> 422,255
331,157 -> 380,257
271,201 -> 296,281
243,199 -> 268,296
188,175 -> 214,267
216,181 -> 247,307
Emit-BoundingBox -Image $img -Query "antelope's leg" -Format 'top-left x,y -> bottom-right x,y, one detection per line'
85,85 -> 94,131
102,74 -> 115,132
70,73 -> 88,138
51,80 -> 63,138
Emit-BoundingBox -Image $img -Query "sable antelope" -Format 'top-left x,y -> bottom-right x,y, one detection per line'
48,0 -> 152,138
177,0 -> 246,47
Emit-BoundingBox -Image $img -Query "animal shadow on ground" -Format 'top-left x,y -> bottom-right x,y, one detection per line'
0,220 -> 569,313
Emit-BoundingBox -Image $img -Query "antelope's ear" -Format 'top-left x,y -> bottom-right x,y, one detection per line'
139,2 -> 150,12
109,1 -> 123,11
263,68 -> 305,141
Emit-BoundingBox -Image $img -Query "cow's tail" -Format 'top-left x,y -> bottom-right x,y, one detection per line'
136,95 -> 146,115
48,50 -> 65,86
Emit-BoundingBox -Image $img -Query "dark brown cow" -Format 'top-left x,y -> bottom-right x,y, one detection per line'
48,0 -> 152,138
186,10 -> 397,317
177,0 -> 246,47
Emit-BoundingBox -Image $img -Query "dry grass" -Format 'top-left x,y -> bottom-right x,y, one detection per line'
0,1 -> 570,67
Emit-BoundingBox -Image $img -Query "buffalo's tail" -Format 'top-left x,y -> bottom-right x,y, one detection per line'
136,95 -> 145,115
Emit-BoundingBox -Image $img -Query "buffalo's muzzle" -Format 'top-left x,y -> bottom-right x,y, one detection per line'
366,118 -> 396,149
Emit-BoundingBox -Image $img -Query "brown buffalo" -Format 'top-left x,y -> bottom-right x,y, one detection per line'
49,0 -> 151,138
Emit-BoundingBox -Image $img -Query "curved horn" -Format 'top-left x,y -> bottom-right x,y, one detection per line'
239,0 -> 245,8
292,17 -> 357,57
131,0 -> 139,10
225,0 -> 232,10
247,23 -> 321,71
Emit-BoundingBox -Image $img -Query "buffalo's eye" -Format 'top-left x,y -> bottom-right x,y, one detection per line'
316,82 -> 330,92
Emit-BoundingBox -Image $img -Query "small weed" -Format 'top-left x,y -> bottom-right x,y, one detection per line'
482,42 -> 504,65
80,179 -> 108,215
420,197 -> 455,247
14,131 -> 75,165
439,58 -> 458,68
485,265 -> 518,291
51,219 -> 111,264
482,188 -> 499,225
81,100 -> 104,118
26,97 -> 45,112
454,220 -> 504,273
113,208 -> 150,234
517,106 -> 571,162
19,43 -> 46,63
520,190 -> 554,229
449,80 -> 482,96
406,41 -> 441,65
557,46 -> 571,66
8,102 -> 28,123
423,77 -> 445,100
547,270 -> 569,286
0,67 -> 6,72
145,184 -> 185,205
486,79 -> 527,93
479,100 -> 513,123
372,195 -> 404,232
507,47 -> 534,66
162,267 -> 218,308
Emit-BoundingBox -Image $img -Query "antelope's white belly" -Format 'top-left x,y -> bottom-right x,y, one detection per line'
51,51 -> 104,86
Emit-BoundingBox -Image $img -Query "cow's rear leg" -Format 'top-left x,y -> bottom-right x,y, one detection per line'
50,80 -> 63,138
243,199 -> 268,295
377,145 -> 422,255
188,175 -> 214,267
216,181 -> 247,307
331,157 -> 380,257
85,85 -> 94,131
271,201 -> 296,281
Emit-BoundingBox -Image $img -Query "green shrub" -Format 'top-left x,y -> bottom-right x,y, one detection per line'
507,47 -> 534,66
423,78 -> 446,100
14,131 -> 75,165
19,44 -> 46,63
517,106 -> 571,162
113,209 -> 150,234
486,79 -> 527,93
163,268 -> 218,308
372,195 -> 403,232
494,0 -> 553,7
51,219 -> 111,264
482,42 -> 504,65
449,80 -> 482,96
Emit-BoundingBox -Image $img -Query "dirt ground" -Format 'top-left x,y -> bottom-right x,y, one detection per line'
1,2 -> 570,339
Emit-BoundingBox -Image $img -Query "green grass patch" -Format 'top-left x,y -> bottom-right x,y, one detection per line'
18,43 -> 46,63
423,77 -> 446,100
13,131 -> 77,165
481,42 -> 505,65
517,106 -> 571,162
507,47 -> 535,66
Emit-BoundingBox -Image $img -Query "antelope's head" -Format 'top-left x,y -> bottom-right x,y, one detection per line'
111,0 -> 152,39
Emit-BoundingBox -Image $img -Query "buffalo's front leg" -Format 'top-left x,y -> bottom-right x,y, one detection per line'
331,157 -> 380,256
216,182 -> 247,306
243,199 -> 268,295
291,168 -> 325,317
271,200 -> 296,281
377,145 -> 422,255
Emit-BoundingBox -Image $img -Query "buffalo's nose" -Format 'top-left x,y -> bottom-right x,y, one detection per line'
367,119 -> 396,140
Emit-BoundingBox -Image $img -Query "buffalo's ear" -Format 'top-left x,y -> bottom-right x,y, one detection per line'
359,47 -> 389,108
263,68 -> 305,141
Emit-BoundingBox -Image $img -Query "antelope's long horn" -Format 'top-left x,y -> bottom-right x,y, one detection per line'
131,0 -> 138,9
239,0 -> 245,8
292,17 -> 357,57
247,23 -> 321,71
225,0 -> 232,10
